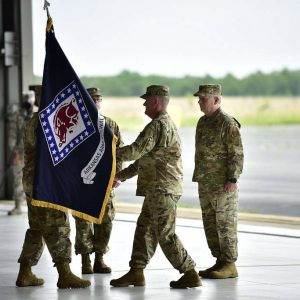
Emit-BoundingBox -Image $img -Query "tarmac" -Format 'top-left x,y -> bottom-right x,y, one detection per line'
1,201 -> 300,300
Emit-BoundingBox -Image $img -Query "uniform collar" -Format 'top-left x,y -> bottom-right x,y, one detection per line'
155,111 -> 168,120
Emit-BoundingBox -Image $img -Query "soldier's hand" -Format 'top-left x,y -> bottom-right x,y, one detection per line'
224,181 -> 237,192
12,153 -> 22,165
113,177 -> 121,188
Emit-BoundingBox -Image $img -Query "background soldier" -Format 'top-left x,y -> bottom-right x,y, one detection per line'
16,85 -> 90,289
110,85 -> 201,289
192,84 -> 244,279
73,87 -> 123,274
7,91 -> 34,215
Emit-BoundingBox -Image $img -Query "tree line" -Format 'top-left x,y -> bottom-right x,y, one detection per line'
36,68 -> 300,97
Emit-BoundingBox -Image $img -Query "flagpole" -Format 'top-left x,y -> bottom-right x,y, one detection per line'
43,0 -> 51,18
43,0 -> 53,32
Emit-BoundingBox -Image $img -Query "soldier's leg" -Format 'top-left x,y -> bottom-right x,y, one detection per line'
93,194 -> 116,273
154,194 -> 196,273
8,165 -> 25,215
73,216 -> 93,274
215,191 -> 238,263
74,216 -> 93,254
16,198 -> 45,287
129,196 -> 158,269
40,208 -> 90,288
208,191 -> 239,279
199,188 -> 221,259
111,197 -> 155,287
18,198 -> 45,265
153,193 -> 201,288
39,207 -> 72,265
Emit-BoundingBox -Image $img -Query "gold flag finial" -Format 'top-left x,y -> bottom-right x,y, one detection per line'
46,17 -> 53,32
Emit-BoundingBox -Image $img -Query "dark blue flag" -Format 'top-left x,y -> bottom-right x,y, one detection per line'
31,18 -> 117,223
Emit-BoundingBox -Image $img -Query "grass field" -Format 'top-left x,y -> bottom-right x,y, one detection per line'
101,96 -> 300,131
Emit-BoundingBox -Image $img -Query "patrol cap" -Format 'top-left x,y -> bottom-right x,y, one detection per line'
87,87 -> 102,97
193,84 -> 222,97
140,85 -> 170,99
29,85 -> 42,107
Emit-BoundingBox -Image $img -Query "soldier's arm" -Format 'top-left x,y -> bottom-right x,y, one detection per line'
7,111 -> 17,152
107,117 -> 125,173
117,121 -> 159,162
115,124 -> 124,173
194,121 -> 201,165
116,160 -> 139,182
225,122 -> 244,179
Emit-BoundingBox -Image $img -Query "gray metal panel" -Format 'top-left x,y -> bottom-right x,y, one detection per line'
0,0 -> 5,197
20,0 -> 33,92
0,0 -> 34,198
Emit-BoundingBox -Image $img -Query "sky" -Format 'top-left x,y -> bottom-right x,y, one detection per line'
32,0 -> 300,78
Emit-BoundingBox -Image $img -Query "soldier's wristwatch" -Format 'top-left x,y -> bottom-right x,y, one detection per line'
228,178 -> 237,183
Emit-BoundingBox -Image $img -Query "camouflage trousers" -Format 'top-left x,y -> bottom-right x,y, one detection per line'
11,164 -> 25,203
18,197 -> 72,266
74,194 -> 116,255
198,185 -> 238,263
129,193 -> 196,273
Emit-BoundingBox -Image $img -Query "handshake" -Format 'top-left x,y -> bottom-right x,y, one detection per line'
112,177 -> 121,188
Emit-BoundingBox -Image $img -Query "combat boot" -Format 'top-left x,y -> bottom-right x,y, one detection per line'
8,206 -> 22,216
93,253 -> 111,273
170,269 -> 202,289
110,268 -> 145,287
209,262 -> 238,279
56,262 -> 91,289
16,263 -> 44,287
81,253 -> 93,274
198,260 -> 223,278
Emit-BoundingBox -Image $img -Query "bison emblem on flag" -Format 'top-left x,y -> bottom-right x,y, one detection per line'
53,99 -> 79,146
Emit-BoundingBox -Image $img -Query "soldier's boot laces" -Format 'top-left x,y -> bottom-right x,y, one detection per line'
81,254 -> 93,274
16,264 -> 44,287
170,269 -> 202,289
56,262 -> 91,289
8,206 -> 22,216
209,262 -> 238,279
110,268 -> 145,287
198,260 -> 223,278
93,253 -> 111,273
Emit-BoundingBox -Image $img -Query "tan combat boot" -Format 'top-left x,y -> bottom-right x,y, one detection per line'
16,263 -> 44,287
8,205 -> 22,216
93,253 -> 111,273
110,268 -> 145,287
56,262 -> 91,289
209,262 -> 238,279
198,260 -> 222,278
81,253 -> 93,274
170,269 -> 202,289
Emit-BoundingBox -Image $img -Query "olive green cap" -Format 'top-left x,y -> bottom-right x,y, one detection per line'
87,87 -> 102,97
140,85 -> 170,99
193,84 -> 222,96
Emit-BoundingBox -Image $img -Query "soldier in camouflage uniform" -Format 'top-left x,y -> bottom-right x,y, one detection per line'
192,84 -> 244,279
110,85 -> 201,289
16,85 -> 90,289
6,92 -> 34,215
73,87 -> 123,274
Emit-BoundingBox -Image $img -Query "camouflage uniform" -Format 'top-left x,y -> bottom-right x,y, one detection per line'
18,113 -> 72,266
74,116 -> 123,255
7,104 -> 26,214
117,111 -> 196,273
193,106 -> 244,263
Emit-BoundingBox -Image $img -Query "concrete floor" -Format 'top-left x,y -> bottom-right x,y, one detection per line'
1,203 -> 300,300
